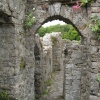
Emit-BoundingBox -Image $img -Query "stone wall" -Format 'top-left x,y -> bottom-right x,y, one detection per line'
63,41 -> 89,100
0,0 -> 100,100
88,2 -> 100,100
41,33 -> 53,81
34,32 -> 63,99
51,32 -> 63,71
34,34 -> 44,99
0,0 -> 35,100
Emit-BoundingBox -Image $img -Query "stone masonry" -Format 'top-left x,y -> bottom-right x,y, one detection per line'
0,0 -> 100,100
34,32 -> 63,99
63,41 -> 90,100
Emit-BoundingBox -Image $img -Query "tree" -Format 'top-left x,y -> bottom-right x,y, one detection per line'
37,24 -> 80,41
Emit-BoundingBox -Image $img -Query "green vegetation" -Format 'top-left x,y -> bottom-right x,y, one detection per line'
43,79 -> 51,95
20,57 -> 25,70
89,15 -> 100,40
38,24 -> 80,41
89,16 -> 100,33
43,88 -> 50,95
43,72 -> 54,95
35,95 -> 41,100
0,91 -> 9,100
44,78 -> 52,86
80,0 -> 95,6
24,12 -> 36,28
97,73 -> 100,83
50,36 -> 58,44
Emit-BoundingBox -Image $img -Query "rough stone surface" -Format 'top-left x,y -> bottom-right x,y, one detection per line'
40,65 -> 64,100
0,0 -> 100,100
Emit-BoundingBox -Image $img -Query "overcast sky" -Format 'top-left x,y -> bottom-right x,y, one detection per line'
42,20 -> 66,27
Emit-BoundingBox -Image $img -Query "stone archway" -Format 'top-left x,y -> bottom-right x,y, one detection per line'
30,8 -> 90,100
25,1 -> 91,100
0,0 -> 94,100
26,1 -> 100,99
27,2 -> 90,44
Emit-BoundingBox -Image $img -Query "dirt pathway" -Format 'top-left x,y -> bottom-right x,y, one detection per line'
41,68 -> 64,100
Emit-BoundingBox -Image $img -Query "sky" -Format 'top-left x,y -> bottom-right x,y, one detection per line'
42,20 -> 66,27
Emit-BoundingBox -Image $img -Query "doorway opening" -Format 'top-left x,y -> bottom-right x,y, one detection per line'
34,15 -> 83,100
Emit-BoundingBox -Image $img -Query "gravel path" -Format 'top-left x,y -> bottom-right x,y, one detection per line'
40,67 -> 64,100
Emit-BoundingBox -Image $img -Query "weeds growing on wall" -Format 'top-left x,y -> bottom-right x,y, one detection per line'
43,79 -> 52,95
0,91 -> 10,100
43,88 -> 50,95
97,73 -> 100,83
24,12 -> 36,28
45,78 -> 52,86
89,15 -> 100,40
80,0 -> 94,6
20,57 -> 25,70
89,16 -> 100,32
50,36 -> 58,44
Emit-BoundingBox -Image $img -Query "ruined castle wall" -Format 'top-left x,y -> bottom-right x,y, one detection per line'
0,0 -> 35,100
0,0 -> 100,100
34,32 -> 63,99
87,2 -> 100,100
41,33 -> 53,82
34,34 -> 53,98
34,34 -> 45,98
64,42 -> 90,100
51,32 -> 63,71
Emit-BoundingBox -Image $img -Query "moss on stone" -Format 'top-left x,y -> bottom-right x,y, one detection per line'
20,57 -> 25,70
50,36 -> 58,44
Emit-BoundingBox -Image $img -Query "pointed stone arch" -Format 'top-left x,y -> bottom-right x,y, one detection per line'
28,3 -> 90,44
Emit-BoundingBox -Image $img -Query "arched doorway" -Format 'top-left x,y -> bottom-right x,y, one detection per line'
26,2 -> 90,100
33,15 -> 85,100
